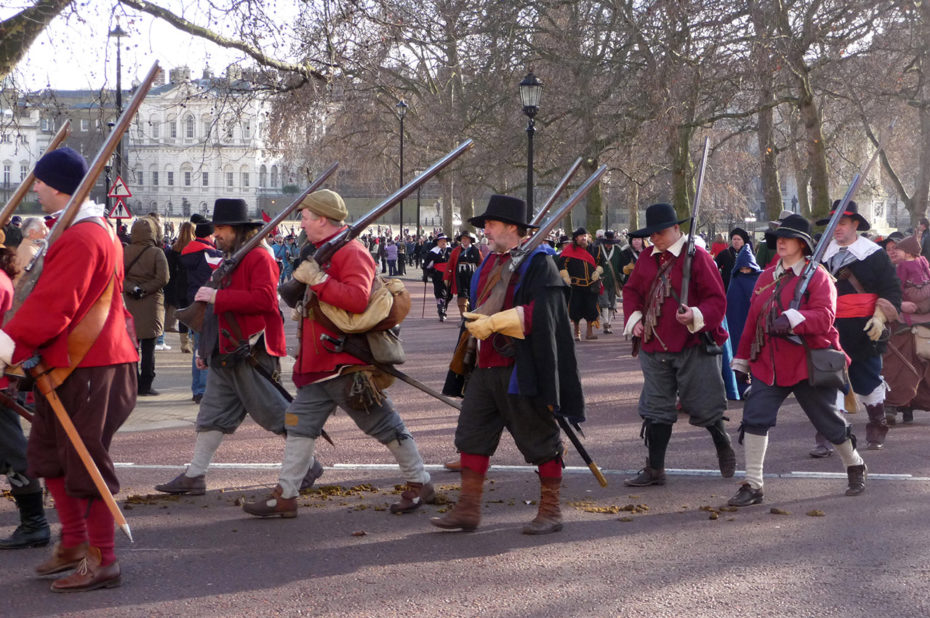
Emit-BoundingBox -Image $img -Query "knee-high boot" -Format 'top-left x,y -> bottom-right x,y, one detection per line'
706,419 -> 736,478
625,421 -> 671,486
0,476 -> 49,549
431,456 -> 487,531
864,403 -> 889,449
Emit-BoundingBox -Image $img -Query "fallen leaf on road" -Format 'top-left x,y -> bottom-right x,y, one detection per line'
769,507 -> 790,515
806,509 -> 825,517
351,530 -> 367,536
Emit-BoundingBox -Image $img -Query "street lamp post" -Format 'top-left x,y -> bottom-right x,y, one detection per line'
109,24 -> 127,182
414,169 -> 424,240
396,100 -> 407,237
519,71 -> 542,215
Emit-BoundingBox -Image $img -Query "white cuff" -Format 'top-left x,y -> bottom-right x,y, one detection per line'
623,310 -> 643,336
0,329 -> 15,365
686,306 -> 705,333
783,308 -> 806,329
731,357 -> 750,374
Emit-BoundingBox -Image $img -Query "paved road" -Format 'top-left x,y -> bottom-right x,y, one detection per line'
3,273 -> 930,616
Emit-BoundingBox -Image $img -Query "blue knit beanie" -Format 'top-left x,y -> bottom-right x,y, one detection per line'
34,147 -> 87,195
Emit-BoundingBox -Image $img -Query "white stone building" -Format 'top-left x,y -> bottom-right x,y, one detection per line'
126,66 -> 289,219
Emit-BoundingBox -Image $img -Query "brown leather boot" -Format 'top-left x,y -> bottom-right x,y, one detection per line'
523,476 -> 563,535
35,541 -> 89,576
585,322 -> 598,340
430,468 -> 484,531
865,404 -> 889,449
443,458 -> 462,471
50,546 -> 121,593
390,482 -> 436,514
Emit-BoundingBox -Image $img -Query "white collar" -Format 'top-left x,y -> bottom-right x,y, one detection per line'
774,258 -> 806,278
653,233 -> 687,257
821,235 -> 880,263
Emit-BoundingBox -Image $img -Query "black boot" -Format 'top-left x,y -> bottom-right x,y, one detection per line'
625,421 -> 672,487
865,403 -> 889,449
0,491 -> 50,549
707,419 -> 736,478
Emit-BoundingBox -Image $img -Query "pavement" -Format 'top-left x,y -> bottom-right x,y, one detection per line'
3,267 -> 930,616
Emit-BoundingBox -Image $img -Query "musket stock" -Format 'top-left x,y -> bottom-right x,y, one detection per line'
177,162 -> 339,331
0,120 -> 71,224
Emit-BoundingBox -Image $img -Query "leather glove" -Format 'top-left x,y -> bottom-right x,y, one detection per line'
622,262 -> 635,276
293,258 -> 329,287
863,307 -> 886,341
463,308 -> 525,341
770,313 -> 792,336
559,269 -> 571,285
592,266 -> 603,281
734,370 -> 750,384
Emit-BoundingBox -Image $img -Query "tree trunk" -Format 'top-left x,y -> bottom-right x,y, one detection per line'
797,74 -> 831,219
669,125 -> 694,222
628,183 -> 640,233
583,158 -> 603,233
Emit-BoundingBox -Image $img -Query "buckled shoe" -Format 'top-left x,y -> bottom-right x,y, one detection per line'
243,485 -> 298,518
390,482 -> 436,514
727,483 -> 764,507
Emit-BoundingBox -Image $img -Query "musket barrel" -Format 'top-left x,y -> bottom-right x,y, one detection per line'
0,120 -> 71,224
529,157 -> 583,227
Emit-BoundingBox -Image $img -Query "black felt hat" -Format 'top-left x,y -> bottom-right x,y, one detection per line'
211,199 -> 262,226
628,203 -> 689,238
468,195 -> 537,229
765,214 -> 814,255
815,200 -> 870,232
729,227 -> 750,245
572,227 -> 588,239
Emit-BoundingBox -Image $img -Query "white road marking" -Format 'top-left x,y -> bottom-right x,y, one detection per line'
113,462 -> 930,481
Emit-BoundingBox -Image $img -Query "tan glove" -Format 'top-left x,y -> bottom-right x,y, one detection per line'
592,265 -> 603,281
293,259 -> 329,287
863,306 -> 886,341
560,269 -> 571,285
622,262 -> 635,276
463,308 -> 525,340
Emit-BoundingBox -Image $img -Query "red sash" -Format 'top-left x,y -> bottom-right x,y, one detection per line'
836,293 -> 877,319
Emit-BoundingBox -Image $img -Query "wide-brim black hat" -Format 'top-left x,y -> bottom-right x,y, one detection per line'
628,203 -> 688,238
765,214 -> 814,254
211,199 -> 262,226
468,194 -> 538,229
815,199 -> 870,232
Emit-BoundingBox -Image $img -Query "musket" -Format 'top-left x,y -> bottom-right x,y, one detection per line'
678,137 -> 710,310
2,62 -> 161,544
279,139 -> 475,307
0,389 -> 34,423
10,62 -> 162,320
788,120 -> 897,335
528,157 -> 583,227
557,417 -> 608,487
176,161 -> 339,331
0,120 -> 71,224
509,164 -> 609,272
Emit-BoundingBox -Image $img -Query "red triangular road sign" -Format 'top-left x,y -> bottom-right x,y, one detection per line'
108,176 -> 132,198
109,198 -> 133,219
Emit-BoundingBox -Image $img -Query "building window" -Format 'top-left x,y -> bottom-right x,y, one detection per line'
242,121 -> 251,139
202,172 -> 209,187
41,118 -> 50,132
169,120 -> 177,139
20,165 -> 28,182
152,121 -> 160,139
185,116 -> 195,139
2,164 -> 10,187
270,166 -> 278,188
203,120 -> 211,138
167,171 -> 174,186
137,171 -> 144,185
226,172 -> 234,188
80,119 -> 89,131
184,171 -> 191,186
241,172 -> 249,188
259,165 -> 267,187
152,171 -> 159,186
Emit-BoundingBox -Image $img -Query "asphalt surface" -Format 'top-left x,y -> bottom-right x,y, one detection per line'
3,270 -> 930,616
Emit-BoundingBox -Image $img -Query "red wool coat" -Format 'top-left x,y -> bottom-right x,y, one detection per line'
735,262 -> 846,387
622,243 -> 727,354
5,219 -> 138,368
294,232 -> 373,383
213,247 -> 286,356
